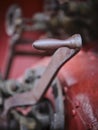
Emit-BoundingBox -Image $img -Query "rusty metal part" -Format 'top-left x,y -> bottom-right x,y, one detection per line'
12,78 -> 64,130
23,66 -> 45,84
30,78 -> 64,130
5,4 -> 23,36
2,34 -> 82,118
2,67 -> 46,96
50,78 -> 64,130
0,77 -> 64,130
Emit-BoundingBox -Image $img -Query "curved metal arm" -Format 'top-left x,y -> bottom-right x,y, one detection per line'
1,34 -> 82,118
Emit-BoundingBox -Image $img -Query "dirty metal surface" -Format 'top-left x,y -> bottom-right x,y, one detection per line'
2,34 -> 82,118
50,79 -> 65,130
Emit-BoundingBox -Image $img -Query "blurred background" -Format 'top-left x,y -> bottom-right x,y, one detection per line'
0,0 -> 43,79
0,0 -> 98,79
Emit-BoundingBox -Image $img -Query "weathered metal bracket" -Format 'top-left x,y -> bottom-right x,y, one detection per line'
1,34 -> 82,119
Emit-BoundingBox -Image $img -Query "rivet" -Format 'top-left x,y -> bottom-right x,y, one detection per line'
64,87 -> 68,93
72,109 -> 76,117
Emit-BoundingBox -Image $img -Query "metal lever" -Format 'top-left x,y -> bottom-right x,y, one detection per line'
33,34 -> 82,50
2,34 -> 82,117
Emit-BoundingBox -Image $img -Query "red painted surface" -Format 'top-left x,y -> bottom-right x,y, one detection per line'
59,45 -> 98,129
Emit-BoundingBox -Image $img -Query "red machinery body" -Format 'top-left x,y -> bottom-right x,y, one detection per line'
22,44 -> 98,130
59,45 -> 98,130
39,44 -> 98,130
18,44 -> 98,130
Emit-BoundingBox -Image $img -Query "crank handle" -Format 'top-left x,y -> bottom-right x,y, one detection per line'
33,34 -> 82,50
1,34 -> 82,118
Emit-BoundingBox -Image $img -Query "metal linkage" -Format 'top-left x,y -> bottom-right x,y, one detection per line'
0,68 -> 64,130
0,34 -> 82,130
2,34 -> 82,116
